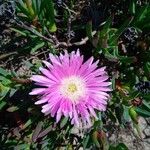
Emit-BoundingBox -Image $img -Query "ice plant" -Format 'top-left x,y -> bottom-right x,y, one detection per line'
29,50 -> 111,127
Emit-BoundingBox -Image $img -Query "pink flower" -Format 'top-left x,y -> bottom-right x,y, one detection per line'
29,50 -> 111,127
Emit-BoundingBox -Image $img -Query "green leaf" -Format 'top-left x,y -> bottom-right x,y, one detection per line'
32,121 -> 43,142
135,107 -> 150,117
0,101 -> 7,110
11,28 -> 27,36
40,0 -> 57,32
7,106 -> 19,112
23,60 -> 34,69
16,0 -> 31,18
31,41 -> 45,54
1,77 -> 12,85
22,119 -> 32,129
143,62 -> 150,78
143,94 -> 150,102
38,125 -> 52,138
115,105 -> 124,124
108,109 -> 117,122
60,117 -> 68,128
118,56 -> 135,64
142,100 -> 150,111
104,47 -> 135,64
9,88 -> 18,97
123,106 -> 131,122
14,144 -> 30,150
104,50 -> 118,62
111,76 -> 116,90
129,107 -> 138,124
136,5 -> 149,23
109,17 -> 134,45
32,0 -> 41,15
83,135 -> 90,149
48,23 -> 57,33
135,100 -> 150,118
0,68 -> 9,76
92,131 -> 100,148
25,0 -> 35,17
86,21 -> 92,42
101,17 -> 112,35
109,143 -> 128,150
132,5 -> 150,29
109,145 -> 116,150
116,143 -> 128,150
0,84 -> 10,100
129,0 -> 136,15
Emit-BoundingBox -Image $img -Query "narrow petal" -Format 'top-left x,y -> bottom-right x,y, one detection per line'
35,97 -> 49,104
29,88 -> 46,95
31,75 -> 52,83
84,69 -> 106,80
49,53 -> 61,66
56,108 -> 62,123
98,87 -> 112,91
51,99 -> 62,117
39,67 -> 57,82
76,49 -> 80,56
43,60 -> 53,69
73,105 -> 79,126
86,76 -> 109,85
97,104 -> 106,111
88,106 -> 98,119
41,103 -> 51,113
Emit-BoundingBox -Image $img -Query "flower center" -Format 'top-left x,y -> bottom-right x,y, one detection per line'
67,83 -> 77,93
60,76 -> 86,102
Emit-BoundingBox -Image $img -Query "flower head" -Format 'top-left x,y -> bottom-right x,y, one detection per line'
29,50 -> 111,127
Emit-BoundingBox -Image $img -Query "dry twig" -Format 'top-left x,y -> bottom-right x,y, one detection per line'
15,20 -> 97,49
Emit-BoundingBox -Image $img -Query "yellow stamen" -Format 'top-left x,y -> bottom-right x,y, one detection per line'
67,83 -> 77,93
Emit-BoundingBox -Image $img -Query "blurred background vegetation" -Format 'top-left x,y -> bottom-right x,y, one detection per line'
0,0 -> 150,149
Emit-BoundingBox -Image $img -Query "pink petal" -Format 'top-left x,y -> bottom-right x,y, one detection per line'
35,97 -> 49,104
88,106 -> 98,119
72,105 -> 79,126
50,98 -> 62,117
49,53 -> 61,66
56,108 -> 62,123
42,60 -> 53,69
31,75 -> 52,83
29,88 -> 46,95
41,103 -> 51,113
39,67 -> 57,82
97,104 -> 106,111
